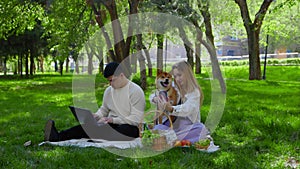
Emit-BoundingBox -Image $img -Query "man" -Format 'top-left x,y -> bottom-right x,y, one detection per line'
44,62 -> 145,141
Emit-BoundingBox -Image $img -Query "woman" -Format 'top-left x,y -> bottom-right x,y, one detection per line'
154,61 -> 209,143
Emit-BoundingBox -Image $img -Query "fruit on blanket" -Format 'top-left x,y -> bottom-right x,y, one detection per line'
173,140 -> 181,147
173,140 -> 191,147
180,140 -> 191,146
194,138 -> 210,149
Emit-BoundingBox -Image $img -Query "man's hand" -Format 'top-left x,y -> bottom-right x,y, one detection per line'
97,117 -> 113,124
93,113 -> 101,121
104,117 -> 113,123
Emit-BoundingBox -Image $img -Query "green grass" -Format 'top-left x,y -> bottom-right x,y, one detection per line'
0,66 -> 299,168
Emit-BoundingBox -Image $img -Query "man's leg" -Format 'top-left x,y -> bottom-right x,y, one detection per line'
88,123 -> 139,141
110,124 -> 139,139
45,120 -> 139,141
58,124 -> 89,141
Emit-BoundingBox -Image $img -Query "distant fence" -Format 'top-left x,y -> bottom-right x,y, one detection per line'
217,52 -> 299,61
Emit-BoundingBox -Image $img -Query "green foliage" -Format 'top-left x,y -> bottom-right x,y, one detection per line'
141,130 -> 161,147
0,0 -> 44,39
261,0 -> 300,51
43,0 -> 94,61
195,138 -> 210,146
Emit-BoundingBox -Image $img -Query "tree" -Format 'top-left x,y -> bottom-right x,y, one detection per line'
0,1 -> 44,39
43,0 -> 93,75
144,0 -> 226,93
262,0 -> 300,53
234,0 -> 274,80
86,0 -> 150,88
198,0 -> 226,93
86,0 -> 139,63
0,0 -> 46,76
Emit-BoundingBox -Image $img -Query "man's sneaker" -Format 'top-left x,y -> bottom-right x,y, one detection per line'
44,120 -> 59,142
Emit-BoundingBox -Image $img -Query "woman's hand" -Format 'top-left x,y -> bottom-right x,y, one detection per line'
164,102 -> 173,112
157,97 -> 173,112
157,96 -> 166,110
152,96 -> 158,103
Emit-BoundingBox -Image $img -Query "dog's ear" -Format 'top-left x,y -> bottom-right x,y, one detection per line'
157,69 -> 163,75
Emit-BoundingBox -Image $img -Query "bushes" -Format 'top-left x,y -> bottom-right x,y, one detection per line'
219,58 -> 300,66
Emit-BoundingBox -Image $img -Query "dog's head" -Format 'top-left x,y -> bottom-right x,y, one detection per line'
156,71 -> 173,91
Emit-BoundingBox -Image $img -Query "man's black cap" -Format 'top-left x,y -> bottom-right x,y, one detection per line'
103,62 -> 120,78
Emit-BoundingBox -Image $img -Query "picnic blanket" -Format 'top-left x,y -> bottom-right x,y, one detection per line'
39,138 -> 142,149
39,138 -> 219,153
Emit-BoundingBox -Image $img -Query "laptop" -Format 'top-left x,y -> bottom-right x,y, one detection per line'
69,106 -> 99,125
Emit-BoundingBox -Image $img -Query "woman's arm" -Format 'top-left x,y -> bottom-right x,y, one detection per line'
168,89 -> 201,118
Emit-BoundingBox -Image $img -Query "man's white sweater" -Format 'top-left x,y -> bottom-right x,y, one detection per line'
95,81 -> 145,127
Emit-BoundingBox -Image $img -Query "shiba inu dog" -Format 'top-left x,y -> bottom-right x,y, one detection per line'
155,70 -> 178,123
156,70 -> 178,106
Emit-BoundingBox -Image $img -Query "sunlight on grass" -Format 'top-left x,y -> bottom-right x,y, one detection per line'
213,152 -> 236,165
40,148 -> 69,159
0,111 -> 32,123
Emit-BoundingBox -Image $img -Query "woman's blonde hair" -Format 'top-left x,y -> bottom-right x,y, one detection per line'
171,61 -> 204,106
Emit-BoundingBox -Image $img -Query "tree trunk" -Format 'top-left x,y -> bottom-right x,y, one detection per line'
195,38 -> 201,74
30,48 -> 36,75
234,0 -> 273,80
157,34 -> 164,72
75,60 -> 80,74
137,34 -> 147,90
39,56 -> 44,73
54,60 -> 58,72
59,60 -> 64,75
19,54 -> 23,76
25,53 -> 29,76
89,3 -> 116,61
30,54 -> 35,75
3,57 -> 7,76
85,43 -> 94,75
142,44 -> 153,77
131,53 -> 138,74
88,0 -> 139,64
178,25 -> 194,68
41,52 -> 46,73
248,28 -> 262,80
14,55 -> 17,75
103,0 -> 126,62
99,60 -> 104,75
88,54 -> 93,75
124,0 -> 139,59
198,3 -> 226,94
96,48 -> 104,75
65,57 -> 69,73
185,43 -> 194,68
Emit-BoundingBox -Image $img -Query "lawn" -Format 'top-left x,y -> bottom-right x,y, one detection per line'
0,65 -> 299,168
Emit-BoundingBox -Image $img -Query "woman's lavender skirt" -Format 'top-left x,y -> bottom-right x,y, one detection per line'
153,117 -> 209,144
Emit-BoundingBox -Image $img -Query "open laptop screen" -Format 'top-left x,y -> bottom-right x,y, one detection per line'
69,106 -> 98,125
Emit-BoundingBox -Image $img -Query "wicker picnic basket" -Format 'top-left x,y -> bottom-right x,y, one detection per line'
139,110 -> 177,151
